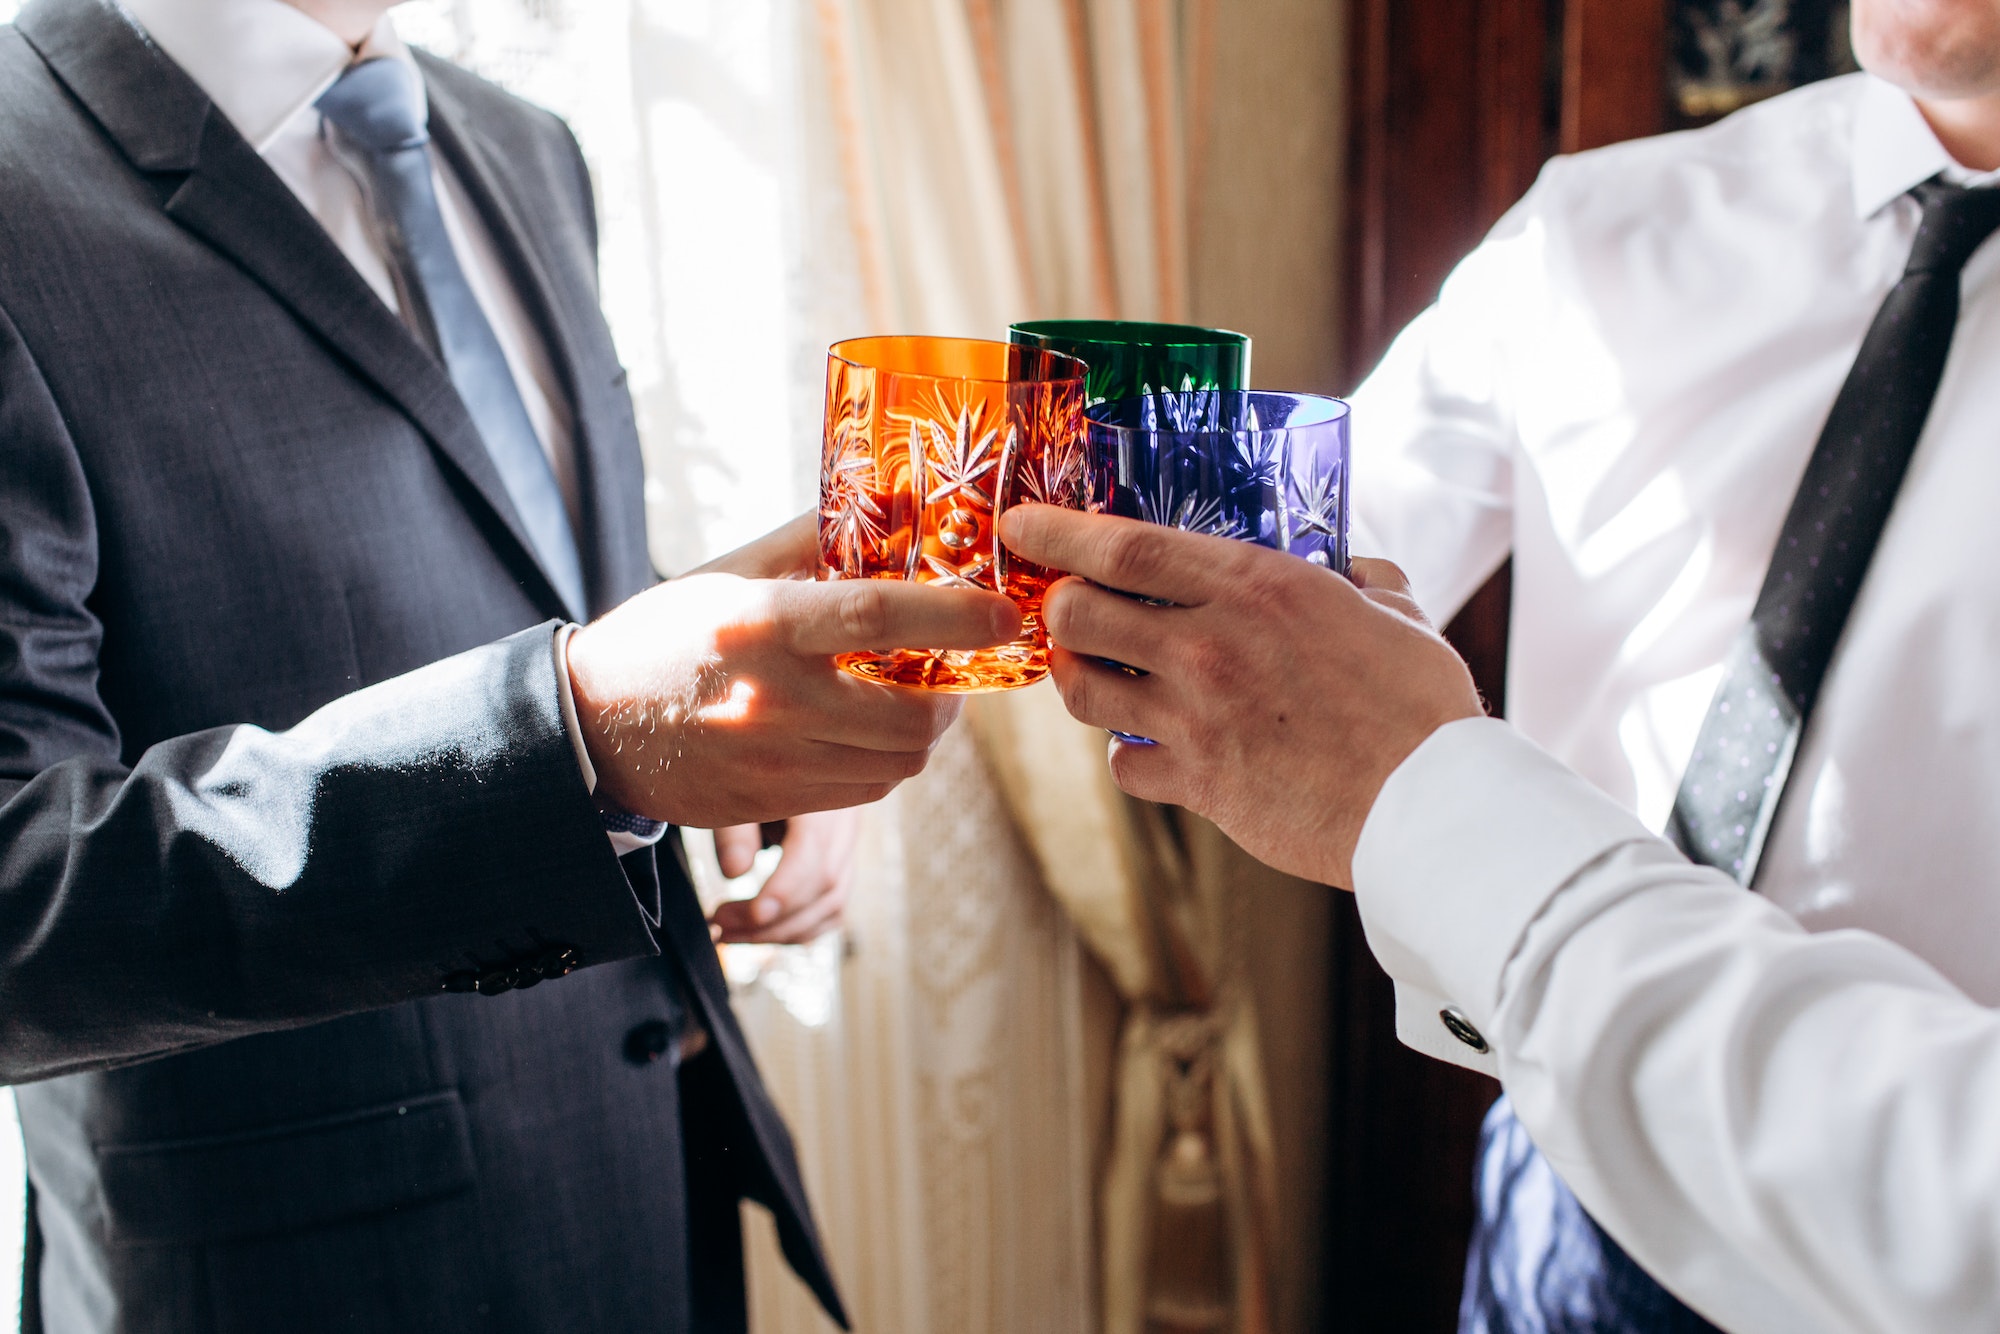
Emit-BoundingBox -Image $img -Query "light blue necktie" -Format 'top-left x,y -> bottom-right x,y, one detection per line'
317,58 -> 589,618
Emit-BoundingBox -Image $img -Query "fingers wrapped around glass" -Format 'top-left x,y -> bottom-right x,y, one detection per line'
1086,390 -> 1350,570
1084,390 -> 1352,742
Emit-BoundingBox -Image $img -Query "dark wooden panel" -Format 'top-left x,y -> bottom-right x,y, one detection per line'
1563,0 -> 1670,150
1446,563 -> 1514,716
1343,0 -> 1554,386
1327,1 -> 1546,1327
1329,0 -> 1682,1323
1320,575 -> 1511,1334
1480,0 -> 1561,222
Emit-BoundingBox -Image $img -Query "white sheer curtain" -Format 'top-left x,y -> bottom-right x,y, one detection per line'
397,0 -> 828,572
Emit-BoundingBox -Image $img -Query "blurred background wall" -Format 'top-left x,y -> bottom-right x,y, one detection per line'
1186,0 -> 1345,394
1183,6 -> 1350,1325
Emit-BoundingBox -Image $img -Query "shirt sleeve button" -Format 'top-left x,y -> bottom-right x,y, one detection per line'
1439,1006 -> 1489,1053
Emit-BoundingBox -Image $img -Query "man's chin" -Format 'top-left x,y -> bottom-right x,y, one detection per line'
1853,3 -> 2000,103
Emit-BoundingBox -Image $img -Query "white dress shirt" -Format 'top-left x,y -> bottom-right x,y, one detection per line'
118,0 -> 582,522
118,0 -> 650,841
1348,72 -> 2000,1071
1355,717 -> 2000,1334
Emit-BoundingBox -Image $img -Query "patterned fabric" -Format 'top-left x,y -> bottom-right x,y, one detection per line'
1464,181 -> 2000,1334
1460,1099 -> 1721,1334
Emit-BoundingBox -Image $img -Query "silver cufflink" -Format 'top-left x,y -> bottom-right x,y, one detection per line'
1439,1006 -> 1489,1053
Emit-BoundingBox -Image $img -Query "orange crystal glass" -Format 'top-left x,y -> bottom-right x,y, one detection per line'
819,335 -> 1088,691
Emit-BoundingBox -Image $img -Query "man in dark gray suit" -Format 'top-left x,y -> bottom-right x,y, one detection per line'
0,0 -> 1018,1329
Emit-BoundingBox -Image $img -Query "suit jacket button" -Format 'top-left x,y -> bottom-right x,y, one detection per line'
624,1020 -> 673,1065
475,970 -> 514,996
442,971 -> 478,994
1439,1006 -> 1489,1054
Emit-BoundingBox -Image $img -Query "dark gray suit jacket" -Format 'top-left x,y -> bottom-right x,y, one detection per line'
0,2 -> 845,1329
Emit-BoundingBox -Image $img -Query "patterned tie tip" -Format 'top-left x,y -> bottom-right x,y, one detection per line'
1666,179 -> 2000,884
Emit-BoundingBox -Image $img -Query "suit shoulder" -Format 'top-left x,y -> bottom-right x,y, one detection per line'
0,27 -> 127,217
0,26 -> 75,152
412,50 -> 579,153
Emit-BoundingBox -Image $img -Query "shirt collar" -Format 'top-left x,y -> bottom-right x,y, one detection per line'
116,0 -> 421,154
1852,73 -> 2000,218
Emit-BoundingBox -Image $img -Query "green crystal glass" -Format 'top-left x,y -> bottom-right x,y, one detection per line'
1008,319 -> 1251,405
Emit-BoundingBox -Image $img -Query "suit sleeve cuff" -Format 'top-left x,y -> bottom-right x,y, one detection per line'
308,622 -> 662,1000
1351,717 -> 1654,1063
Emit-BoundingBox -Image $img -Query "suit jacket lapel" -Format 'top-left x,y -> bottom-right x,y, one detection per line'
423,67 -> 649,614
18,0 -> 574,623
160,129 -> 576,619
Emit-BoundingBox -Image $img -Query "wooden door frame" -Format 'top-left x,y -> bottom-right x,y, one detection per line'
1326,0 -> 1669,1326
1564,0 -> 1670,151
1342,0 -> 1552,392
1328,6 -> 1545,1328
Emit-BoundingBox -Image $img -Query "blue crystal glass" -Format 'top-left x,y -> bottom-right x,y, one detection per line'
1084,391 -> 1350,743
1086,390 -> 1350,571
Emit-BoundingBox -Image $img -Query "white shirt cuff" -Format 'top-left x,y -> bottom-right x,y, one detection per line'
1351,717 -> 1655,1069
553,622 -> 597,792
551,623 -> 667,857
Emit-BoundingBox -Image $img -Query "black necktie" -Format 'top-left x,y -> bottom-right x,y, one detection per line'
316,59 -> 590,620
1667,179 -> 2000,882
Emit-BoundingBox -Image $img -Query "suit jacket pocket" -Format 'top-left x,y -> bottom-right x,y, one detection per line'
98,1090 -> 475,1247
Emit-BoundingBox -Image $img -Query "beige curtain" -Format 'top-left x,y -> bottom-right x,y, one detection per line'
813,0 -> 1205,331
697,725 -> 1108,1334
787,4 -> 1346,1333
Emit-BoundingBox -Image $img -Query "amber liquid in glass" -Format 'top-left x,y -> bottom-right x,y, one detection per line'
820,352 -> 1083,692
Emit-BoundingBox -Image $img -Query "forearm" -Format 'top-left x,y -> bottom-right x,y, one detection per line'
1356,721 -> 2000,1333
0,625 -> 660,1082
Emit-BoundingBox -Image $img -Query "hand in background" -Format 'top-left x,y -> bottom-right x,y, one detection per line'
568,514 -> 1019,828
708,810 -> 860,945
1000,504 -> 1482,889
